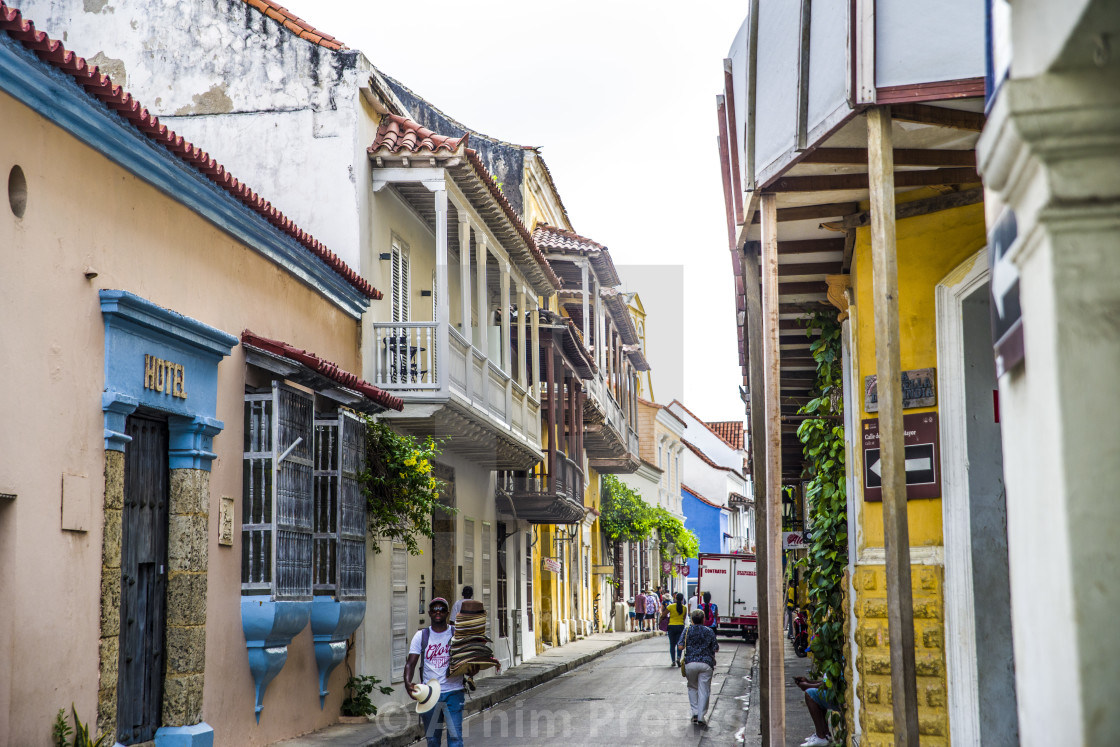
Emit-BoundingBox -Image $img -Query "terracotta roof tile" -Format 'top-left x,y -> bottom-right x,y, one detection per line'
368,115 -> 562,292
0,2 -> 379,301
240,0 -> 347,51
533,225 -> 606,253
241,331 -> 403,411
369,114 -> 468,155
707,420 -> 745,451
669,400 -> 749,452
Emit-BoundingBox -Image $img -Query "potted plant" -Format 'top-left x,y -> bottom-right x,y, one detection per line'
339,675 -> 394,723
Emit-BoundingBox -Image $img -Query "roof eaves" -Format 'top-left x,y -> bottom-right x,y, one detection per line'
240,0 -> 348,51
0,3 -> 381,302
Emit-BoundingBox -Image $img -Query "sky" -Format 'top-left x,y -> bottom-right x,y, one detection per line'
282,0 -> 748,422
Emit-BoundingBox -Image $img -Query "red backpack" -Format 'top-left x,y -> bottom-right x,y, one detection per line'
702,602 -> 718,627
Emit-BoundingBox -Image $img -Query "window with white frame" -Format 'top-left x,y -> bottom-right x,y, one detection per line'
481,522 -> 492,621
242,382 -> 367,601
463,518 -> 475,589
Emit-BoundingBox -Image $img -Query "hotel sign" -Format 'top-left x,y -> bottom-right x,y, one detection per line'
144,354 -> 188,399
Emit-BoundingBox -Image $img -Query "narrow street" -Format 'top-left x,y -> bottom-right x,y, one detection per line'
422,636 -> 754,746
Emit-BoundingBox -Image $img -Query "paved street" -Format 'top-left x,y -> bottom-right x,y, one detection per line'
422,635 -> 754,746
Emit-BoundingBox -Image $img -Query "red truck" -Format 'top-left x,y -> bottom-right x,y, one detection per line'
696,553 -> 759,642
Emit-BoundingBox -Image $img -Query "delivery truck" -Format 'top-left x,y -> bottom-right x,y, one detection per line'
696,553 -> 758,642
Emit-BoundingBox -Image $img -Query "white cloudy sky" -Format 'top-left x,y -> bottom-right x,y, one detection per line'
283,0 -> 747,422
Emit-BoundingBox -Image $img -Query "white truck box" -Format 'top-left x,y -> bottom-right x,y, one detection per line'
697,552 -> 758,642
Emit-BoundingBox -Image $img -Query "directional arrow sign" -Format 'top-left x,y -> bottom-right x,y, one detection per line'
862,414 -> 941,501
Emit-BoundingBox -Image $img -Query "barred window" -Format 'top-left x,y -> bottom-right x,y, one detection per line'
314,411 -> 368,600
243,382 -> 365,601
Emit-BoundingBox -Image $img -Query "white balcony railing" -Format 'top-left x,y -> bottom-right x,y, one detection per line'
371,322 -> 541,449
587,373 -> 639,459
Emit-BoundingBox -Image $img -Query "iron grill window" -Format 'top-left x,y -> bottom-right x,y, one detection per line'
243,383 -> 365,601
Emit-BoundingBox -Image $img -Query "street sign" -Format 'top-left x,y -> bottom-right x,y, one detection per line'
862,412 -> 941,501
864,367 -> 937,412
783,531 -> 808,550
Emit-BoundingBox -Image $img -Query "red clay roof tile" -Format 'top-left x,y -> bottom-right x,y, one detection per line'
707,420 -> 746,451
242,331 -> 403,411
0,2 -> 379,301
240,0 -> 348,51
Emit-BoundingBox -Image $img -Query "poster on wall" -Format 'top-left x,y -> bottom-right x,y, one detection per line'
542,557 -> 562,574
862,412 -> 941,501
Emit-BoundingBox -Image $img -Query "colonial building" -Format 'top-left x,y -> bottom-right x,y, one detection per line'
0,5 -> 402,746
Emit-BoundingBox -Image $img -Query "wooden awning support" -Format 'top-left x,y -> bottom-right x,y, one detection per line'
867,105 -> 920,745
760,193 -> 786,743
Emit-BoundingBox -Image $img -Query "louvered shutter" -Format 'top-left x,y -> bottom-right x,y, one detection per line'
481,521 -> 492,620
463,518 -> 475,589
242,383 -> 313,600
391,545 -> 408,679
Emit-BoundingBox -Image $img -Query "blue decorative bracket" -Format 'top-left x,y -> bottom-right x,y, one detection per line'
241,599 -> 311,722
103,391 -> 139,451
168,415 -> 224,471
154,722 -> 215,747
311,598 -> 367,708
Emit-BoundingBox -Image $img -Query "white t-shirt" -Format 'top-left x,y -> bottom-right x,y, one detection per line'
688,595 -> 699,612
408,627 -> 463,692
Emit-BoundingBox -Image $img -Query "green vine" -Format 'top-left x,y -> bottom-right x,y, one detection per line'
600,475 -> 656,543
654,506 -> 699,568
794,310 -> 848,740
359,419 -> 450,555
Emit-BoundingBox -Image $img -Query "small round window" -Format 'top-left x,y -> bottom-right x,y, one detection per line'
8,165 -> 27,219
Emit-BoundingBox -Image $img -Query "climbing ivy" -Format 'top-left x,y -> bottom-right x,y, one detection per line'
794,310 -> 848,740
654,506 -> 699,566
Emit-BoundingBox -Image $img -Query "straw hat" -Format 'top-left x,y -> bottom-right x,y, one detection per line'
410,679 -> 441,714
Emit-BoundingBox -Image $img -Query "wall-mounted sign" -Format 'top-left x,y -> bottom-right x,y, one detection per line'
864,368 -> 936,413
782,531 -> 808,550
144,354 -> 188,399
542,557 -> 562,574
862,412 -> 941,501
989,208 -> 1024,376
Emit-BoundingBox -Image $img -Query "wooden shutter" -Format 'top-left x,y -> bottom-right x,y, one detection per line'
391,545 -> 408,680
481,521 -> 492,623
312,411 -> 367,600
463,518 -> 475,589
392,236 -> 410,324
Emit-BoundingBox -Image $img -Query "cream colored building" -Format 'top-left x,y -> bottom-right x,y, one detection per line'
0,7 -> 401,745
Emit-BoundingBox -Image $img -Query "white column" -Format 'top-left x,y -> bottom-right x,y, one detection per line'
581,259 -> 590,345
517,283 -> 527,388
531,297 -> 541,399
476,234 -> 489,355
459,216 -> 471,339
500,262 -> 512,374
434,188 -> 449,391
595,280 -> 605,370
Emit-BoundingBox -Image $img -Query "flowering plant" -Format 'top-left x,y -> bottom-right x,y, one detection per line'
359,419 -> 449,555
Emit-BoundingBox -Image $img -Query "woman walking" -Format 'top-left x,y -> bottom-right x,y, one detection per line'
678,608 -> 719,725
666,593 -> 689,665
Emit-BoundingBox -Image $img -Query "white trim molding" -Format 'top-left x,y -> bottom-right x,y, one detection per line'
934,245 -> 989,747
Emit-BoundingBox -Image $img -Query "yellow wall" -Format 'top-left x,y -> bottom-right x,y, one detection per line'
851,202 -> 986,550
846,200 -> 986,747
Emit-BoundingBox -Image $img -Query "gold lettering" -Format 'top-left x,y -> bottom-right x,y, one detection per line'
144,354 -> 157,390
174,364 -> 187,399
156,358 -> 166,393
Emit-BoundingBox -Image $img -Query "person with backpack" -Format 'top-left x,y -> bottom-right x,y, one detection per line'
405,598 -> 478,747
666,592 -> 689,666
700,590 -> 719,631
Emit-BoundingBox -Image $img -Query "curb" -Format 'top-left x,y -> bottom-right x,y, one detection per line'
297,632 -> 659,747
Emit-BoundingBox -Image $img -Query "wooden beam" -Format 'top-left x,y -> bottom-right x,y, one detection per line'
760,193 -> 786,744
799,148 -> 975,167
867,105 -> 920,745
775,281 -> 829,295
841,187 -> 985,230
778,238 -> 846,255
778,262 -> 842,277
751,202 -> 860,224
767,167 -> 979,193
889,103 -> 986,131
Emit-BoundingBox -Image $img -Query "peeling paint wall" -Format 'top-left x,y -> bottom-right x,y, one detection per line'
13,0 -> 373,268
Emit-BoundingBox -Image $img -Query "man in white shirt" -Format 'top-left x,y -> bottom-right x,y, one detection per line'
449,585 -> 473,624
406,598 -> 471,747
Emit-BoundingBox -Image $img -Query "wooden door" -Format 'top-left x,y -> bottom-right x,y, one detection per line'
117,414 -> 169,744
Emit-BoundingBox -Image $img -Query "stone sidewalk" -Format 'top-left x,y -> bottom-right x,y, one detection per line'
279,631 -> 658,747
736,636 -> 821,747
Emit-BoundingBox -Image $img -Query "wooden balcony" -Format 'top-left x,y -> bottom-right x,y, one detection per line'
369,322 -> 542,470
496,453 -> 586,524
583,375 -> 641,473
